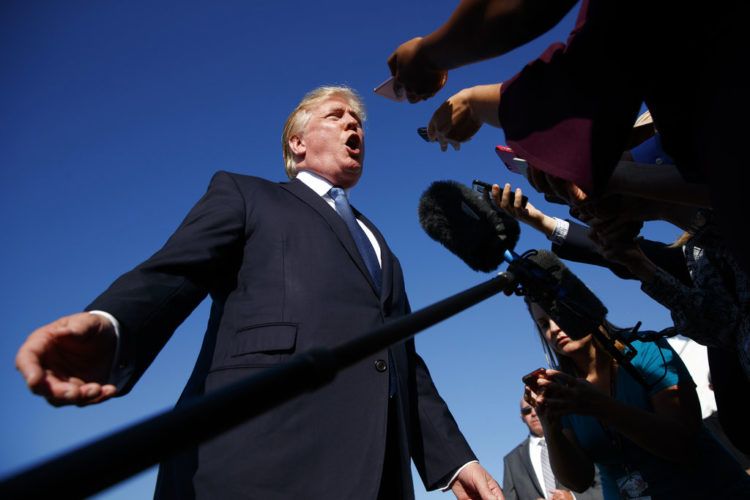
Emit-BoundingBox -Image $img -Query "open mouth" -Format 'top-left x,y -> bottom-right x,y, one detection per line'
345,134 -> 361,155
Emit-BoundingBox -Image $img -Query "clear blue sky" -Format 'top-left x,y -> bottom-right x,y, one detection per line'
0,2 -> 680,498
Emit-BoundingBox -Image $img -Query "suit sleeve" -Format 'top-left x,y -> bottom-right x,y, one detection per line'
553,219 -> 692,286
502,456 -> 519,500
87,171 -> 247,394
406,338 -> 477,490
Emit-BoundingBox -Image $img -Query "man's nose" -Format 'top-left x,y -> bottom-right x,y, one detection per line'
343,113 -> 359,130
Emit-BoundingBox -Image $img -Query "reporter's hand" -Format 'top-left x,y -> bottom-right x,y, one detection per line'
451,462 -> 504,500
492,183 -> 558,237
16,312 -> 117,406
387,37 -> 447,103
587,216 -> 644,266
550,489 -> 574,500
535,370 -> 608,420
427,87 -> 482,151
527,166 -> 589,207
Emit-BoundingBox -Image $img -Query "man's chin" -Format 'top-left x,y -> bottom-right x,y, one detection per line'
339,166 -> 362,187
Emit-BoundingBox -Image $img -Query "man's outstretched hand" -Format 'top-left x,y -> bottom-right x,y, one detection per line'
451,462 -> 505,500
16,312 -> 117,406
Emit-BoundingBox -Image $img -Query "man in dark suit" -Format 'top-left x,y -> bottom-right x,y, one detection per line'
15,86 -> 502,499
503,398 -> 602,500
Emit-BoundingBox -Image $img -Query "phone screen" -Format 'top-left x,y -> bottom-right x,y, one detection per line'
373,77 -> 405,102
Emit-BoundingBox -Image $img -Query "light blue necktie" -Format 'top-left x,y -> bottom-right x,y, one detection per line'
329,187 -> 382,294
330,187 -> 396,397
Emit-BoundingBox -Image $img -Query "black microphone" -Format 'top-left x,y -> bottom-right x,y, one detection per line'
517,250 -> 608,341
515,249 -> 649,384
418,180 -> 520,272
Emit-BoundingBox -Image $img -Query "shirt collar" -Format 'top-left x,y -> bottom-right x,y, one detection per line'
529,434 -> 545,446
296,170 -> 352,198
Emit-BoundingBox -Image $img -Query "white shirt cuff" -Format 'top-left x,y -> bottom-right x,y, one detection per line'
548,218 -> 570,246
88,310 -> 133,392
439,460 -> 479,492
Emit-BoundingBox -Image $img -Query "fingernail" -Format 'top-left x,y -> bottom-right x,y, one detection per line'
64,389 -> 76,400
86,387 -> 98,397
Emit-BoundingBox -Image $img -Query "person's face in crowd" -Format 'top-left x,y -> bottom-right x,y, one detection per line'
530,303 -> 592,357
520,399 -> 543,437
293,96 -> 365,188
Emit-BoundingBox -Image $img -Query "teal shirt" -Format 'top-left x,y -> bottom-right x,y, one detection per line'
563,339 -> 750,499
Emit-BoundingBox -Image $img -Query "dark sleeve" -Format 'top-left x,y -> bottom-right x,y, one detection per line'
408,337 -> 477,490
87,171 -> 247,394
707,347 -> 750,454
498,0 -> 642,195
553,219 -> 692,286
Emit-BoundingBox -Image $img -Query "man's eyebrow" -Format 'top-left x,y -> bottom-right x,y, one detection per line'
323,104 -> 362,124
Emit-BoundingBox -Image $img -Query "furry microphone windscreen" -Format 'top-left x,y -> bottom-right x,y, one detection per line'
418,180 -> 520,272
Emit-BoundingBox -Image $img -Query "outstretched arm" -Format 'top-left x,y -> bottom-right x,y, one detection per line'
387,0 -> 578,101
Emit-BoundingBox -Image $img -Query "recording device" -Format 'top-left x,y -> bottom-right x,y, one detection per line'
418,184 -> 648,384
418,180 -> 520,272
374,76 -> 405,102
495,145 -> 567,205
471,179 -> 528,209
522,367 -> 547,393
506,250 -> 645,385
517,250 -> 608,341
495,145 -> 529,178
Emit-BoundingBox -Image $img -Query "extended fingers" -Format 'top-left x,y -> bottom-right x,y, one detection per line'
15,321 -> 61,388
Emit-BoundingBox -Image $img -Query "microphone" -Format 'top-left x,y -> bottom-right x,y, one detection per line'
516,250 -> 608,341
512,249 -> 649,384
418,180 -> 520,272
417,183 -> 649,384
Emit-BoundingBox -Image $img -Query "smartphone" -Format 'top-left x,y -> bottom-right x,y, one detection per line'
373,76 -> 405,102
522,367 -> 547,393
495,145 -> 529,178
471,179 -> 528,208
417,127 -> 430,142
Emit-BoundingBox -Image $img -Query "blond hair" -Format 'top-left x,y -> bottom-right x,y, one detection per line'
281,85 -> 366,179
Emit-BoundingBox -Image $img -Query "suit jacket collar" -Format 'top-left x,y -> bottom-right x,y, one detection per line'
280,178 -> 388,300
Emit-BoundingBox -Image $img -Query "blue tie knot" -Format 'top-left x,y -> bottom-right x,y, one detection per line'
329,186 -> 345,198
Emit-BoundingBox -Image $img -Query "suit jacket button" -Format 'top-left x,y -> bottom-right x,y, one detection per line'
374,359 -> 387,372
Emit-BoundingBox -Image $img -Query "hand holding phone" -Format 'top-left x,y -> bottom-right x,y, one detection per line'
472,179 -> 528,208
522,367 -> 547,394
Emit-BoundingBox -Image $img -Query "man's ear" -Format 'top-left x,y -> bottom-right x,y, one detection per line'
288,134 -> 306,157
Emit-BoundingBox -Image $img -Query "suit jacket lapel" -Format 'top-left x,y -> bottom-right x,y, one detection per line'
281,179 -> 381,298
520,438 -> 545,498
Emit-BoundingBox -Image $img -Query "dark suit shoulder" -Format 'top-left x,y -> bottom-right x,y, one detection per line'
210,170 -> 288,191
502,439 -> 528,463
